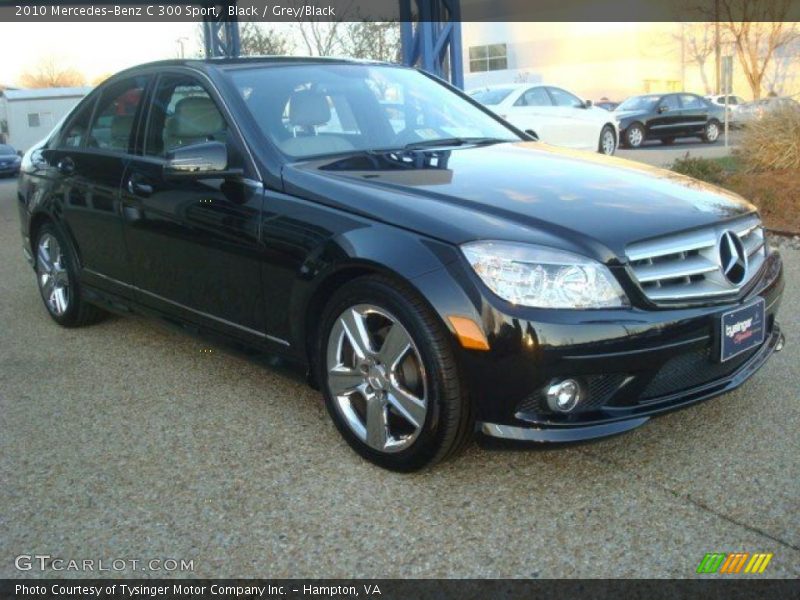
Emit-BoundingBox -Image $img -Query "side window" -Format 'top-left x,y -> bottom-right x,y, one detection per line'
515,87 -> 551,107
59,97 -> 97,148
679,94 -> 704,110
661,95 -> 680,111
547,87 -> 583,108
87,77 -> 148,152
146,75 -> 228,157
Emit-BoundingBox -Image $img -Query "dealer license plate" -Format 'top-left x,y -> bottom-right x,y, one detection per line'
720,298 -> 766,362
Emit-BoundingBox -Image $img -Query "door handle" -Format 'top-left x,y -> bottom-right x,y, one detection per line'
127,176 -> 153,198
57,157 -> 75,175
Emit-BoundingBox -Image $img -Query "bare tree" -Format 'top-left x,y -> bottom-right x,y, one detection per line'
239,22 -> 295,56
763,38 -> 800,96
677,22 -> 717,94
342,21 -> 401,62
19,56 -> 86,88
297,21 -> 346,56
718,0 -> 800,99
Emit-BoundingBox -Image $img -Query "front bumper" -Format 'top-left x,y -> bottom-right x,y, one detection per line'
479,324 -> 784,442
440,249 -> 785,443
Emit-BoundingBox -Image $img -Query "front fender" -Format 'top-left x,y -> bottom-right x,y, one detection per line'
287,220 -> 481,363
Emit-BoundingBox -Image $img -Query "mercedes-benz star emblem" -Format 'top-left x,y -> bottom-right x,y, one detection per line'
719,230 -> 747,285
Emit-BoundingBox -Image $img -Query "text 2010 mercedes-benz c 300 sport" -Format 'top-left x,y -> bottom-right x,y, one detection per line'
17,58 -> 785,470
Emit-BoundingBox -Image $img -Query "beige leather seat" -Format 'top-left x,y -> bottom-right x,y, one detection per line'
280,90 -> 354,156
164,96 -> 226,152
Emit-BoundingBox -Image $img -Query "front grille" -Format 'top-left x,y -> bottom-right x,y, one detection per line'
627,216 -> 766,304
640,345 -> 758,400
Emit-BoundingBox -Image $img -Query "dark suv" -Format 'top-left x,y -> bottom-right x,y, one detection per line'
17,59 -> 784,470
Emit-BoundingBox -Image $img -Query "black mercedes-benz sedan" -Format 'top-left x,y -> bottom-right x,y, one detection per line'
17,58 -> 784,471
615,92 -> 725,147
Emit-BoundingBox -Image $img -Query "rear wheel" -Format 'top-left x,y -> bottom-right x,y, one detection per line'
624,123 -> 645,148
703,119 -> 720,143
598,125 -> 616,155
34,223 -> 106,327
318,276 -> 471,471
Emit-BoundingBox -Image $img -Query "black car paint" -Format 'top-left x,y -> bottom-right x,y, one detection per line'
17,58 -> 783,442
616,93 -> 724,143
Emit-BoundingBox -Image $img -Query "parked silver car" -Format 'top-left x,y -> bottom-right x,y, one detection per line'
738,96 -> 800,124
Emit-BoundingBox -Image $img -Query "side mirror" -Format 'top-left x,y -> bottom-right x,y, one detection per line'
657,105 -> 669,113
164,141 -> 240,178
583,99 -> 593,108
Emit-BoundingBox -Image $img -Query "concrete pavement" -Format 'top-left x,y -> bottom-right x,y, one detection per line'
617,131 -> 740,168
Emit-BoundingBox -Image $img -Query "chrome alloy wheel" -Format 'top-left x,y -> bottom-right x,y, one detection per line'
36,233 -> 70,316
601,128 -> 616,155
326,304 -> 428,453
706,121 -> 720,142
627,126 -> 644,147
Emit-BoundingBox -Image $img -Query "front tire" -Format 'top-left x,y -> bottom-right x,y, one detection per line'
34,223 -> 106,327
624,123 -> 645,148
317,275 -> 472,471
598,125 -> 616,155
703,119 -> 720,143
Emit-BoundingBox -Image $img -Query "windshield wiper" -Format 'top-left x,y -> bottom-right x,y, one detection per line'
400,137 -> 513,151
360,137 -> 514,157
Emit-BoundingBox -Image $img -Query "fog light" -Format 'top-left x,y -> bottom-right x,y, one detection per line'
775,333 -> 785,353
546,379 -> 582,413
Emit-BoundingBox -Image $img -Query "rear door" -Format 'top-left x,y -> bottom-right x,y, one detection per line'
44,75 -> 150,299
678,93 -> 710,135
120,70 -> 267,340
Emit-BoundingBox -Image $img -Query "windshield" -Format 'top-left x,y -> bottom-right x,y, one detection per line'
0,144 -> 15,156
617,95 -> 661,111
227,64 -> 520,159
469,87 -> 515,106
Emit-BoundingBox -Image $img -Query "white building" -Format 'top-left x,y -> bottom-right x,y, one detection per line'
461,23 -> 800,102
0,87 -> 92,152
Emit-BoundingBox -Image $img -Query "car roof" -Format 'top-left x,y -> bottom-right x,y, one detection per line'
109,56 -> 396,77
468,83 -> 572,94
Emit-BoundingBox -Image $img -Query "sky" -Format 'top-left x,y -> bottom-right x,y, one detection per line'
0,22 -> 205,86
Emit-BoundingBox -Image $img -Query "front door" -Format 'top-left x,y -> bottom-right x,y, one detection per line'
546,86 -> 596,149
649,94 -> 682,138
120,71 -> 267,339
507,86 -> 556,141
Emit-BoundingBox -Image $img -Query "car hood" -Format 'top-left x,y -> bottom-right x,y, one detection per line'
282,142 -> 755,263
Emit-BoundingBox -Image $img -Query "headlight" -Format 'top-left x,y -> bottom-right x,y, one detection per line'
461,241 -> 628,309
